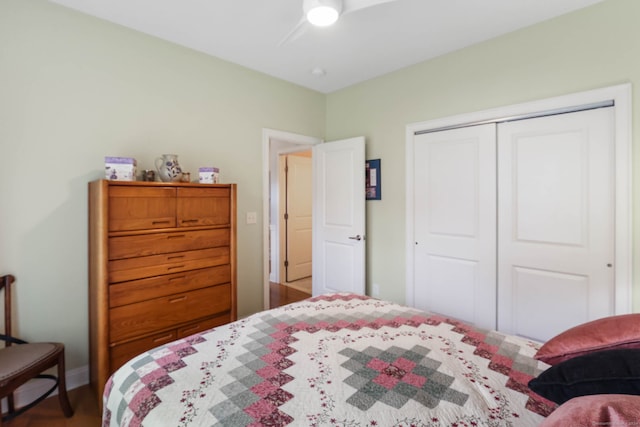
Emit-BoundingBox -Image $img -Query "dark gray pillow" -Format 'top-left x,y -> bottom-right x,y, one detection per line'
528,349 -> 640,405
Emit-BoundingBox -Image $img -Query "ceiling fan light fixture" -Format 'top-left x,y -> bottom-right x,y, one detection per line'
307,7 -> 339,26
304,0 -> 342,27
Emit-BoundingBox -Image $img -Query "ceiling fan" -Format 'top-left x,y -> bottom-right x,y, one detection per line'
279,0 -> 397,46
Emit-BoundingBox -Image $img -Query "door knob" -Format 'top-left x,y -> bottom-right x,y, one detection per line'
348,235 -> 362,241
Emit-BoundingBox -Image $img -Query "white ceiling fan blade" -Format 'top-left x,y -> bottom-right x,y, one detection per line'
342,0 -> 398,15
278,15 -> 310,46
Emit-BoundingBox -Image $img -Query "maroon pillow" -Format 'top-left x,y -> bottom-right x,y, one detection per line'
535,313 -> 640,365
540,394 -> 640,427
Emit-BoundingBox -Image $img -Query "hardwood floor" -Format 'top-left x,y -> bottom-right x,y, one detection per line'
269,281 -> 311,308
5,286 -> 309,426
4,385 -> 100,427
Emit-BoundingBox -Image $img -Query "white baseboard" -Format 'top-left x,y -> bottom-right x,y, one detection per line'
1,365 -> 89,412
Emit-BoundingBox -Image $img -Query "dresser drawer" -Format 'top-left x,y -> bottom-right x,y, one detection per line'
109,313 -> 231,375
177,187 -> 231,227
110,284 -> 232,343
177,313 -> 231,338
109,186 -> 177,232
109,329 -> 177,374
109,265 -> 231,307
109,247 -> 229,283
109,229 -> 230,260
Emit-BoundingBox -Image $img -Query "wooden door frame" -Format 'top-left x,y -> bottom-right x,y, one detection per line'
262,129 -> 322,310
405,83 -> 633,315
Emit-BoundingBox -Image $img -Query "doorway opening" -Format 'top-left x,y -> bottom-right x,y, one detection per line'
279,151 -> 312,287
262,129 -> 322,309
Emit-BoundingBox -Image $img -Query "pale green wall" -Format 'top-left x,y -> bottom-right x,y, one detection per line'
326,0 -> 639,310
0,0 -> 325,370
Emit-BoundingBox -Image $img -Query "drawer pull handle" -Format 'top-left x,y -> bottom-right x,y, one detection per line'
167,255 -> 185,260
152,220 -> 172,225
153,334 -> 174,343
169,275 -> 187,281
167,234 -> 186,239
169,296 -> 187,304
167,265 -> 185,270
181,219 -> 199,224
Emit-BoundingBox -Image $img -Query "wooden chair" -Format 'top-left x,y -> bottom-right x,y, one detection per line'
0,274 -> 73,425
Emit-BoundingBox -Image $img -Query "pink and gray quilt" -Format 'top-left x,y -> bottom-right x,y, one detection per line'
102,293 -> 554,426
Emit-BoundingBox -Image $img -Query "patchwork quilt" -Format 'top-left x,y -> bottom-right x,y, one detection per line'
102,293 -> 555,426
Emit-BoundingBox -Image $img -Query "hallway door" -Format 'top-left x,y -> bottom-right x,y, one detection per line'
284,154 -> 313,282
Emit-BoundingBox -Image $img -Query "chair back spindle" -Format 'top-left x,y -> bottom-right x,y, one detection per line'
2,275 -> 15,347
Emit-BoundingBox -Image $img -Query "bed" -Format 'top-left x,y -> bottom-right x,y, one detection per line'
102,293 -> 556,426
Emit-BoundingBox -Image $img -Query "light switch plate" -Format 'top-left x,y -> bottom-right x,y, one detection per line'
246,211 -> 257,224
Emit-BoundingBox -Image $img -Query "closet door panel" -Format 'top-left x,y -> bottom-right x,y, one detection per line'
497,108 -> 615,342
413,124 -> 496,329
424,256 -> 478,323
510,267 -> 588,341
512,131 -> 584,245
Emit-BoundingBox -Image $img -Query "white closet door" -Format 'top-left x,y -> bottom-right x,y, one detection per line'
413,124 -> 497,329
497,108 -> 615,342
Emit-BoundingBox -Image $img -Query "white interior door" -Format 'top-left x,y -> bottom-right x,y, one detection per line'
285,154 -> 313,281
413,124 -> 497,329
312,137 -> 366,296
497,108 -> 615,342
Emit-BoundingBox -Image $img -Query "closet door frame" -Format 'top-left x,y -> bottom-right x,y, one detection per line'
405,83 -> 632,316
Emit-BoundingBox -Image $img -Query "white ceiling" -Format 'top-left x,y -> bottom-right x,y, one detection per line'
49,0 -> 604,93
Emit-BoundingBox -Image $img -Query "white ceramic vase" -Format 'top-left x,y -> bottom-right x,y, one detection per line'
155,154 -> 183,182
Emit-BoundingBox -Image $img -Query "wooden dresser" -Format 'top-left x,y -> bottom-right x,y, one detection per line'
88,180 -> 237,401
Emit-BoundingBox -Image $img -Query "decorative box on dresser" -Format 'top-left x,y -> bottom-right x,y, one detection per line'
88,180 -> 237,403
